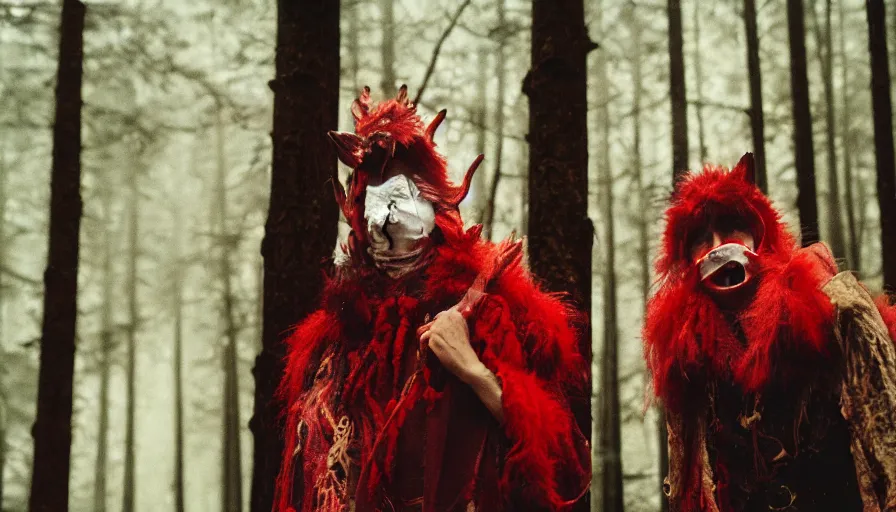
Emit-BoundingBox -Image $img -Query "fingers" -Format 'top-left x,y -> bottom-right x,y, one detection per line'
416,321 -> 433,338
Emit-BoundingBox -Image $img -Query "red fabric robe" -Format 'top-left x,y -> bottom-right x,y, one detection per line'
274,229 -> 591,512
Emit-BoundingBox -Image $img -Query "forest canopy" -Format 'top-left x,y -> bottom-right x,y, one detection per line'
1,0 -> 894,511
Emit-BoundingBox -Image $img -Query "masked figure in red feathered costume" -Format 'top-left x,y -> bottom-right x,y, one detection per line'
274,86 -> 591,512
644,153 -> 896,512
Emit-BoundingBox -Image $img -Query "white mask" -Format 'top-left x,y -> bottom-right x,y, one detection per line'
363,174 -> 435,277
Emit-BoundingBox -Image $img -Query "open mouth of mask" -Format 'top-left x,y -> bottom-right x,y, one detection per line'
363,174 -> 435,277
697,243 -> 757,292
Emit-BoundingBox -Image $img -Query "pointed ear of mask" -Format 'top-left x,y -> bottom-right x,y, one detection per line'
732,152 -> 756,185
351,86 -> 371,123
328,131 -> 364,169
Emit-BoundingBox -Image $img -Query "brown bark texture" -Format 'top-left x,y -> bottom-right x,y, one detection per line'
524,0 -> 595,509
216,100 -> 242,512
597,3 -> 623,509
824,272 -> 896,511
866,0 -> 896,294
809,0 -> 847,262
668,0 -> 689,184
93,183 -> 114,512
482,0 -> 507,241
121,155 -> 140,512
28,1 -> 86,510
379,0 -> 395,94
743,0 -> 768,193
250,1 -> 340,511
787,0 -> 821,247
29,0 -> 86,512
172,235 -> 185,512
838,0 -> 860,271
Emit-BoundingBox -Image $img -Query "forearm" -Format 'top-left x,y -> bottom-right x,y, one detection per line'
463,363 -> 505,423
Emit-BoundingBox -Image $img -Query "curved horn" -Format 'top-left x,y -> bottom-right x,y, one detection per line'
425,109 -> 447,143
450,153 -> 484,206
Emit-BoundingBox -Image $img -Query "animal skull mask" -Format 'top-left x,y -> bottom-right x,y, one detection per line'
363,174 -> 435,277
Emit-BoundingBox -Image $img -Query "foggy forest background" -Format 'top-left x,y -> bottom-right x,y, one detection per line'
1,0 -> 895,511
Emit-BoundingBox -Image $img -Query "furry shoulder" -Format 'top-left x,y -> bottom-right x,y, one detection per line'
455,237 -> 588,387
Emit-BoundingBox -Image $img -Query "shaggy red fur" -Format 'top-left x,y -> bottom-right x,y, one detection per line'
876,295 -> 896,343
276,86 -> 588,511
274,235 -> 590,511
644,154 -> 837,409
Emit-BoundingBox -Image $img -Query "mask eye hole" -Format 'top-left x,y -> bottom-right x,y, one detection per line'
688,230 -> 714,262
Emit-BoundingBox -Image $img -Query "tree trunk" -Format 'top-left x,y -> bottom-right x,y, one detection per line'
172,205 -> 185,512
596,3 -> 622,509
0,119 -> 7,512
473,48 -> 489,221
93,177 -> 115,512
839,0 -> 860,271
0,386 -> 6,511
347,0 -> 361,91
482,0 -> 507,241
524,0 -> 594,509
223,342 -> 241,512
691,1 -> 707,165
0,403 -> 5,512
668,0 -> 689,184
744,0 -> 769,193
809,0 -> 847,262
787,0 -> 820,247
630,4 -> 671,507
0,142 -> 6,358
380,0 -> 395,94
857,171 -> 870,262
666,1 -> 693,499
28,1 -> 85,509
630,5 -> 649,340
216,101 -> 243,512
519,142 -> 529,237
122,155 -> 140,512
866,0 -> 896,294
250,2 -> 340,510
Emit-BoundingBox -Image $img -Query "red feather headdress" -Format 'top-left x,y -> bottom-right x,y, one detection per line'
645,153 -> 836,410
327,86 -> 484,265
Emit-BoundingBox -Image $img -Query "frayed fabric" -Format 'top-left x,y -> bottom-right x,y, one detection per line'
644,156 -> 838,411
274,235 -> 590,512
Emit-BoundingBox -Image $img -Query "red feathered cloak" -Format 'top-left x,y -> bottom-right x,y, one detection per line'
644,155 -> 896,512
274,229 -> 591,512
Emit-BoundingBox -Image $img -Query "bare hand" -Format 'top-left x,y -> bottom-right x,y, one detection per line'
418,306 -> 484,384
418,305 -> 505,422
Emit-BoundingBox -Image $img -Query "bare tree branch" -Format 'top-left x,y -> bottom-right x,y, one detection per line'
413,0 -> 473,105
0,265 -> 40,286
687,98 -> 749,115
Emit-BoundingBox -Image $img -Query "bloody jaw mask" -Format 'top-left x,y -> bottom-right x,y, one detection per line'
327,85 -> 483,275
